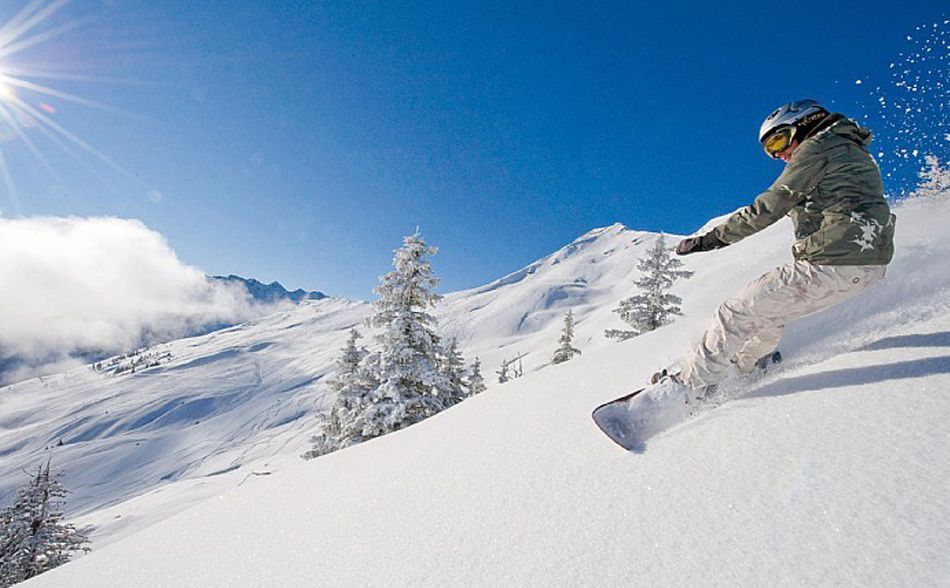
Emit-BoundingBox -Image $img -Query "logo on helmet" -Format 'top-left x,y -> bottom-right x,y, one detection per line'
797,111 -> 826,127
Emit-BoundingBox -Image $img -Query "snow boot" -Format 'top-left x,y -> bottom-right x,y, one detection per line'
649,368 -> 673,386
753,350 -> 783,371
648,369 -> 716,402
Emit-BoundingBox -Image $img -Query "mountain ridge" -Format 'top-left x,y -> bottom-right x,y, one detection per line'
209,274 -> 328,304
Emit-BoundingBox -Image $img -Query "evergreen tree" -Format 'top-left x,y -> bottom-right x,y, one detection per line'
0,460 -> 89,587
606,234 -> 693,339
552,309 -> 581,365
345,230 -> 452,440
335,328 -> 368,387
496,359 -> 511,384
466,357 -> 487,396
303,328 -> 377,459
912,155 -> 950,198
440,338 -> 468,406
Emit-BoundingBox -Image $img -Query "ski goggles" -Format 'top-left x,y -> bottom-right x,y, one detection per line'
762,126 -> 795,159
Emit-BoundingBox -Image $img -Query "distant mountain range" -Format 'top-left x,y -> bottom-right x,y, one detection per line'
210,274 -> 328,304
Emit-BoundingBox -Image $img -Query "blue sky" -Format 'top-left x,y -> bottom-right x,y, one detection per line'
0,1 -> 946,299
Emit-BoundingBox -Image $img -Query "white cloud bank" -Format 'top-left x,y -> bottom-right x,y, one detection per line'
0,216 -> 272,383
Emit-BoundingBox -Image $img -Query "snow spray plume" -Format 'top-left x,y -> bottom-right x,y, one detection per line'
851,18 -> 949,197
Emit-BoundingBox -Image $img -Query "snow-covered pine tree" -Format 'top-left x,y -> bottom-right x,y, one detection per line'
345,230 -> 453,440
497,359 -> 511,384
466,357 -> 487,396
606,233 -> 693,339
912,155 -> 950,198
303,328 -> 378,459
440,338 -> 468,406
0,460 -> 89,587
552,309 -> 581,364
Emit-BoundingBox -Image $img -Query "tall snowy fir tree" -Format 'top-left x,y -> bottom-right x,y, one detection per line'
343,230 -> 455,442
304,328 -> 377,459
552,309 -> 581,364
0,460 -> 89,587
606,234 -> 693,340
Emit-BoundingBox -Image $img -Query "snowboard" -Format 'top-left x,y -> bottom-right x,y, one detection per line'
591,382 -> 691,452
592,351 -> 783,451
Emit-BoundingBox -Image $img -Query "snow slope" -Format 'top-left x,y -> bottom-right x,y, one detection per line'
0,223 -> 662,543
0,299 -> 368,526
13,195 -> 950,586
438,224 -> 665,373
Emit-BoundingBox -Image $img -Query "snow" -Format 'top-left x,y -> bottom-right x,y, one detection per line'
0,298 -> 371,531
8,195 -> 950,586
858,20 -> 948,195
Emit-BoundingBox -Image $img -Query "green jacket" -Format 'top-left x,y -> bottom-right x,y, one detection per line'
713,114 -> 895,265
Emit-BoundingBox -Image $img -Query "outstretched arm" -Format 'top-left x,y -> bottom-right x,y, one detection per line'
676,141 -> 826,256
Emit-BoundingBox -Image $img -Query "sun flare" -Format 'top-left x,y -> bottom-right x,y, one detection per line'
0,1 -> 145,209
0,79 -> 16,102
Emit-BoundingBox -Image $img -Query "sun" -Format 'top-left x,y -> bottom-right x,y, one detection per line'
0,1 -> 148,210
0,78 -> 15,102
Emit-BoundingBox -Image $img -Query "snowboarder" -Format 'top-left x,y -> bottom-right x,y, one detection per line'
653,99 -> 896,397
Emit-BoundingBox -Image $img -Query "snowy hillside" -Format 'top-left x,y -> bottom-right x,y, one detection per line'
438,224 -> 666,374
0,298 -> 366,531
0,221 -> 665,544
9,194 -> 950,586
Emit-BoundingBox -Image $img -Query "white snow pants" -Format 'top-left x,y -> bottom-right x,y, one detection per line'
680,260 -> 886,389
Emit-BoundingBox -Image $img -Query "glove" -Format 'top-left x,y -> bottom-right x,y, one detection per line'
675,232 -> 726,255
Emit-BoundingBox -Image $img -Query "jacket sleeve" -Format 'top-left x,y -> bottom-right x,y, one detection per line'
712,141 -> 827,244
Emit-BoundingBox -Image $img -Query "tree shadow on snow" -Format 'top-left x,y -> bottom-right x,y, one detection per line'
858,331 -> 950,351
747,355 -> 950,399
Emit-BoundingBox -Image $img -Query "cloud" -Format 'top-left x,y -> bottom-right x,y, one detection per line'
0,216 -> 277,384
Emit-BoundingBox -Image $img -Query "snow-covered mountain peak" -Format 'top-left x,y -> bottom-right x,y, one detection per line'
437,223 -> 673,376
564,220 -> 653,248
468,223 -> 656,295
570,221 -> 629,241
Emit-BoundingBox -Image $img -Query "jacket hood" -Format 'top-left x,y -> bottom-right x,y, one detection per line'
825,114 -> 873,147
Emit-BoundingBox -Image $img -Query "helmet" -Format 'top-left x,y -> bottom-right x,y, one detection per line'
758,99 -> 828,143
